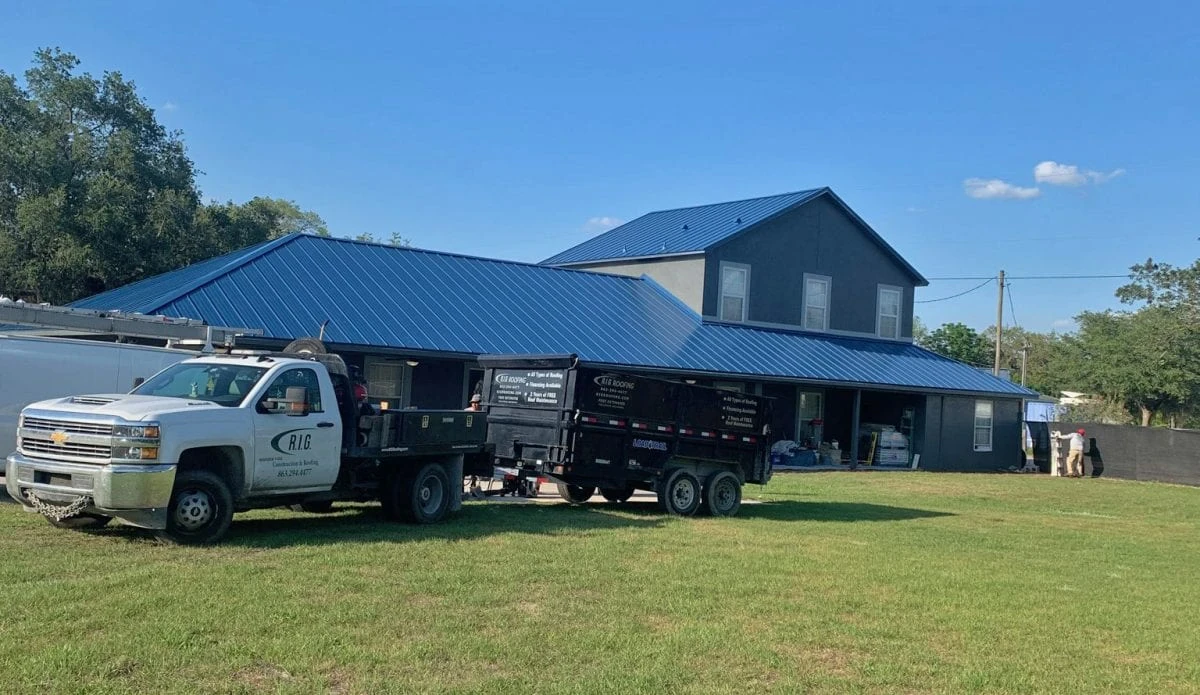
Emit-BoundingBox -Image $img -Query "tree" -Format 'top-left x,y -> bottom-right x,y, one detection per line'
921,322 -> 990,366
1117,258 -> 1200,319
979,325 -> 1069,396
353,231 -> 411,247
0,48 -> 198,302
0,49 -> 329,303
1063,308 -> 1200,426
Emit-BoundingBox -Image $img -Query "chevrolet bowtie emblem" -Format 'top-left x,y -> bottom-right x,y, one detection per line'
49,431 -> 69,445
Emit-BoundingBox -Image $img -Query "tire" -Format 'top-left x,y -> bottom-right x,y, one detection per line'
659,469 -> 702,516
599,486 -> 636,503
284,338 -> 327,355
556,483 -> 595,504
400,463 -> 452,524
703,471 -> 742,517
48,513 -> 113,530
157,469 -> 234,545
289,500 -> 335,514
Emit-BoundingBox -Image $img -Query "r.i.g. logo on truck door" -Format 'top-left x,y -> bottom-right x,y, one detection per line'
271,428 -> 316,455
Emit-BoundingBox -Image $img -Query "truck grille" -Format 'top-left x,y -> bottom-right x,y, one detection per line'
20,438 -> 110,461
21,417 -> 115,437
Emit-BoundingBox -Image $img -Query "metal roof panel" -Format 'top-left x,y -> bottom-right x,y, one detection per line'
73,234 -> 1030,397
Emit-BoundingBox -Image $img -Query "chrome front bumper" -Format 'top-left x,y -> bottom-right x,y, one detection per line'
6,452 -> 175,529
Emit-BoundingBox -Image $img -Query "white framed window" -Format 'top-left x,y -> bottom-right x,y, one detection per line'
796,390 -> 824,441
973,400 -> 993,452
803,274 -> 831,331
877,285 -> 902,339
719,262 -> 749,322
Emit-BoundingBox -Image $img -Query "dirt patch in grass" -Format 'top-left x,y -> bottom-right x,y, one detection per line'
775,644 -> 862,678
234,661 -> 293,690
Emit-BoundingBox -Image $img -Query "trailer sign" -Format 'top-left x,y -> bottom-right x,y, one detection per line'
492,369 -> 567,407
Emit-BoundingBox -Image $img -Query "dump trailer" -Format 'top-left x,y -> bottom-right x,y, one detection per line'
480,355 -> 772,516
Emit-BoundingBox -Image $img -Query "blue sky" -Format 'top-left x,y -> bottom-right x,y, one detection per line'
3,0 -> 1197,333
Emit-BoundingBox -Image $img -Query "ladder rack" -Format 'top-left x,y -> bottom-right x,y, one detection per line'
0,298 -> 262,348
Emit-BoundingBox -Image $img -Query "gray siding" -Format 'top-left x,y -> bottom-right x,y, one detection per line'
702,197 -> 917,338
924,396 -> 1022,472
573,256 -> 706,314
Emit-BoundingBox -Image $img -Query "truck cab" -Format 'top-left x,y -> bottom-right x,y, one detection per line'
7,349 -> 491,544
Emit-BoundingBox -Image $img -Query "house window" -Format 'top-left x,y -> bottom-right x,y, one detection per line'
365,358 -> 406,406
974,401 -> 993,452
797,391 -> 824,442
877,285 -> 902,339
719,263 -> 749,322
803,274 -> 831,331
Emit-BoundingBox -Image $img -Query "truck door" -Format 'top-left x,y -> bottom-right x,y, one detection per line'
251,366 -> 341,492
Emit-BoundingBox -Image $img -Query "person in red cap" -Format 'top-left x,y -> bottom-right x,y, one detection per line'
1057,428 -> 1088,477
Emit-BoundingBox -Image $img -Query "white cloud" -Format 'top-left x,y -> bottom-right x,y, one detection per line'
963,178 -> 1041,200
1034,160 -> 1124,186
161,101 -> 179,112
582,216 -> 624,234
1052,318 -> 1076,330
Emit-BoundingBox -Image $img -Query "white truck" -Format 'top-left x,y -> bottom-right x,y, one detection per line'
6,346 -> 493,544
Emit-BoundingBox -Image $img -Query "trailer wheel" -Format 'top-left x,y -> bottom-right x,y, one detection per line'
402,464 -> 452,524
556,483 -> 595,504
660,469 -> 702,516
157,470 -> 234,545
289,500 -> 335,514
48,513 -> 113,530
599,486 -> 635,503
703,471 -> 742,517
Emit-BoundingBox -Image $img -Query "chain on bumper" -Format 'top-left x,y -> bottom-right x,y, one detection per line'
25,491 -> 94,521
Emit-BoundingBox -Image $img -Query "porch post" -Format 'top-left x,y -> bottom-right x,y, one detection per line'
849,389 -> 862,470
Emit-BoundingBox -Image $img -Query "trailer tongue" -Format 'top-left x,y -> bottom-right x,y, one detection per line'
480,355 -> 773,516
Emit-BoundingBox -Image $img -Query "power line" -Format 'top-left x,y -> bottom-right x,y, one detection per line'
926,273 -> 1132,281
1006,283 -> 1019,329
915,278 -> 994,304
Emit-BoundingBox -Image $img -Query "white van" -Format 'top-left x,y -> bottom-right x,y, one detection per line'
0,335 -> 191,458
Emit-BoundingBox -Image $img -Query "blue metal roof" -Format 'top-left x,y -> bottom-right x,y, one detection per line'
73,234 -> 1030,397
541,188 -> 928,285
543,189 -> 826,266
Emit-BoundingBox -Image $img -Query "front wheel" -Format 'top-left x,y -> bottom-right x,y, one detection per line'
659,469 -> 702,516
157,470 -> 234,545
557,483 -> 595,504
703,471 -> 742,517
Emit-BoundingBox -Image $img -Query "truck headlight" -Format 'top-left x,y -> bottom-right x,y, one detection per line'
111,421 -> 161,461
113,423 -> 160,439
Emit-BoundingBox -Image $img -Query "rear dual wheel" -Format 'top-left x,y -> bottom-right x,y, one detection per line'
381,463 -> 451,524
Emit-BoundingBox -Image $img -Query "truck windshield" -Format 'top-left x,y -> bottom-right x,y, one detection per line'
132,363 -> 269,407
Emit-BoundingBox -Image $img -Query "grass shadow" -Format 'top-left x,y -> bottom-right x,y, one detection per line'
85,501 -> 672,549
739,500 -> 953,522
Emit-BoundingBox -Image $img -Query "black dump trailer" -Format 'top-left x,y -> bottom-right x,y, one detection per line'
479,354 -> 773,516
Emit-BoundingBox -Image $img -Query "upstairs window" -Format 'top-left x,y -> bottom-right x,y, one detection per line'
803,275 -> 831,331
720,263 -> 749,322
877,285 -> 902,339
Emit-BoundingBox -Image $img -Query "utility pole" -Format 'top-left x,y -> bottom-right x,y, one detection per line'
993,270 -> 1005,376
1019,344 -> 1029,386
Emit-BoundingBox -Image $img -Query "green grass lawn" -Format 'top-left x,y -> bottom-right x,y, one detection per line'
2,472 -> 1199,694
